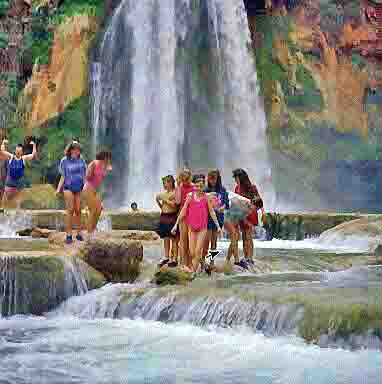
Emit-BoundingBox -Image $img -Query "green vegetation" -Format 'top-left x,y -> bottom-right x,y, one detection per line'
22,10 -> 54,65
254,14 -> 291,110
0,0 -> 9,16
0,31 -> 8,49
282,65 -> 324,111
300,301 -> 382,343
10,96 -> 91,185
48,0 -> 105,25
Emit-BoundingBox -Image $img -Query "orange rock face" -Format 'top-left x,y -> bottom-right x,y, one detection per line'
20,15 -> 98,132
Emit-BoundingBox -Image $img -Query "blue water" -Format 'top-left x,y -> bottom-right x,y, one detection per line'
0,316 -> 380,384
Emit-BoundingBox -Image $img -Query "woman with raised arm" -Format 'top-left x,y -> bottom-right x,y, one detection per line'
1,138 -> 37,209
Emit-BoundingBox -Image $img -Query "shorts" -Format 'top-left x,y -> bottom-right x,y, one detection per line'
207,212 -> 224,230
157,212 -> 178,238
64,184 -> 84,193
4,186 -> 20,194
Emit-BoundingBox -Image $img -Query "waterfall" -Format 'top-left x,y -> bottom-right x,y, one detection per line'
90,62 -> 102,156
92,0 -> 274,208
0,255 -> 89,317
56,284 -> 304,336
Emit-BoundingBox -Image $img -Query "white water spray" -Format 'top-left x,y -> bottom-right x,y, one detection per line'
92,0 -> 274,208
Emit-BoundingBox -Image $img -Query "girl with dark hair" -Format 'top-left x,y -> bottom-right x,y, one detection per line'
83,150 -> 112,237
172,174 -> 222,273
202,169 -> 229,266
56,142 -> 87,244
156,175 -> 178,268
226,168 -> 264,269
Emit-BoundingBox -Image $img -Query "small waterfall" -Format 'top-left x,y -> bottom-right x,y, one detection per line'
56,284 -> 304,336
0,211 -> 32,238
0,255 -> 89,317
92,0 -> 274,208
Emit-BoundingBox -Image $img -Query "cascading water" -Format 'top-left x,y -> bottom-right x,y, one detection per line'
0,255 -> 88,317
92,0 -> 274,208
0,211 -> 32,238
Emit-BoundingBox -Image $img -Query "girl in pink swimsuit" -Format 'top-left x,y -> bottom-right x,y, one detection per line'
83,150 -> 112,236
172,174 -> 222,273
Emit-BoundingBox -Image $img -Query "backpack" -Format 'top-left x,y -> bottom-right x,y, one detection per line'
8,157 -> 25,180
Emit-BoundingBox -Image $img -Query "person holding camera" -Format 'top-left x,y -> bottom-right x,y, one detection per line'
0,138 -> 37,209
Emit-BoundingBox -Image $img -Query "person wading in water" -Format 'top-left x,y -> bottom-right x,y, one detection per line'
0,139 -> 37,210
83,150 -> 112,238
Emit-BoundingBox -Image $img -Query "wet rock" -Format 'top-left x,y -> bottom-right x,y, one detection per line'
318,218 -> 382,252
79,239 -> 144,283
109,211 -> 160,231
31,227 -> 54,239
97,230 -> 160,242
17,227 -> 54,238
0,254 -> 104,316
17,228 -> 33,237
153,267 -> 194,286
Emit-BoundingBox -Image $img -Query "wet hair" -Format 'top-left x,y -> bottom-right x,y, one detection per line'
162,175 -> 175,189
207,169 -> 223,192
96,150 -> 112,161
192,174 -> 205,184
16,144 -> 23,149
65,142 -> 81,158
232,168 -> 255,199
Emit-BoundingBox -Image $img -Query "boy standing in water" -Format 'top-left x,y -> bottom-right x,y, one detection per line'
156,175 -> 178,268
0,139 -> 37,209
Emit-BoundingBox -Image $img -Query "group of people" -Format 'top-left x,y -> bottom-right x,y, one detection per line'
0,138 -> 112,244
155,168 -> 264,273
0,138 -> 264,270
56,141 -> 112,244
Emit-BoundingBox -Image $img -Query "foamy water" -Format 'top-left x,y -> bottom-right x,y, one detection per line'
0,316 -> 380,384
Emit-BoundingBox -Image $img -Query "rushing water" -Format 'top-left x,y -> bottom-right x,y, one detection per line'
0,211 -> 32,238
0,256 -> 89,317
0,316 -> 381,384
92,0 -> 274,208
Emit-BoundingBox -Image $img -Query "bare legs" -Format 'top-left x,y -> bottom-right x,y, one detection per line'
84,188 -> 103,234
64,191 -> 82,237
242,224 -> 254,261
188,229 -> 207,272
225,221 -> 240,264
203,229 -> 219,266
179,219 -> 191,268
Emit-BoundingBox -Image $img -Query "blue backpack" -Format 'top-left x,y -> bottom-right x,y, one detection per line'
8,157 -> 25,180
